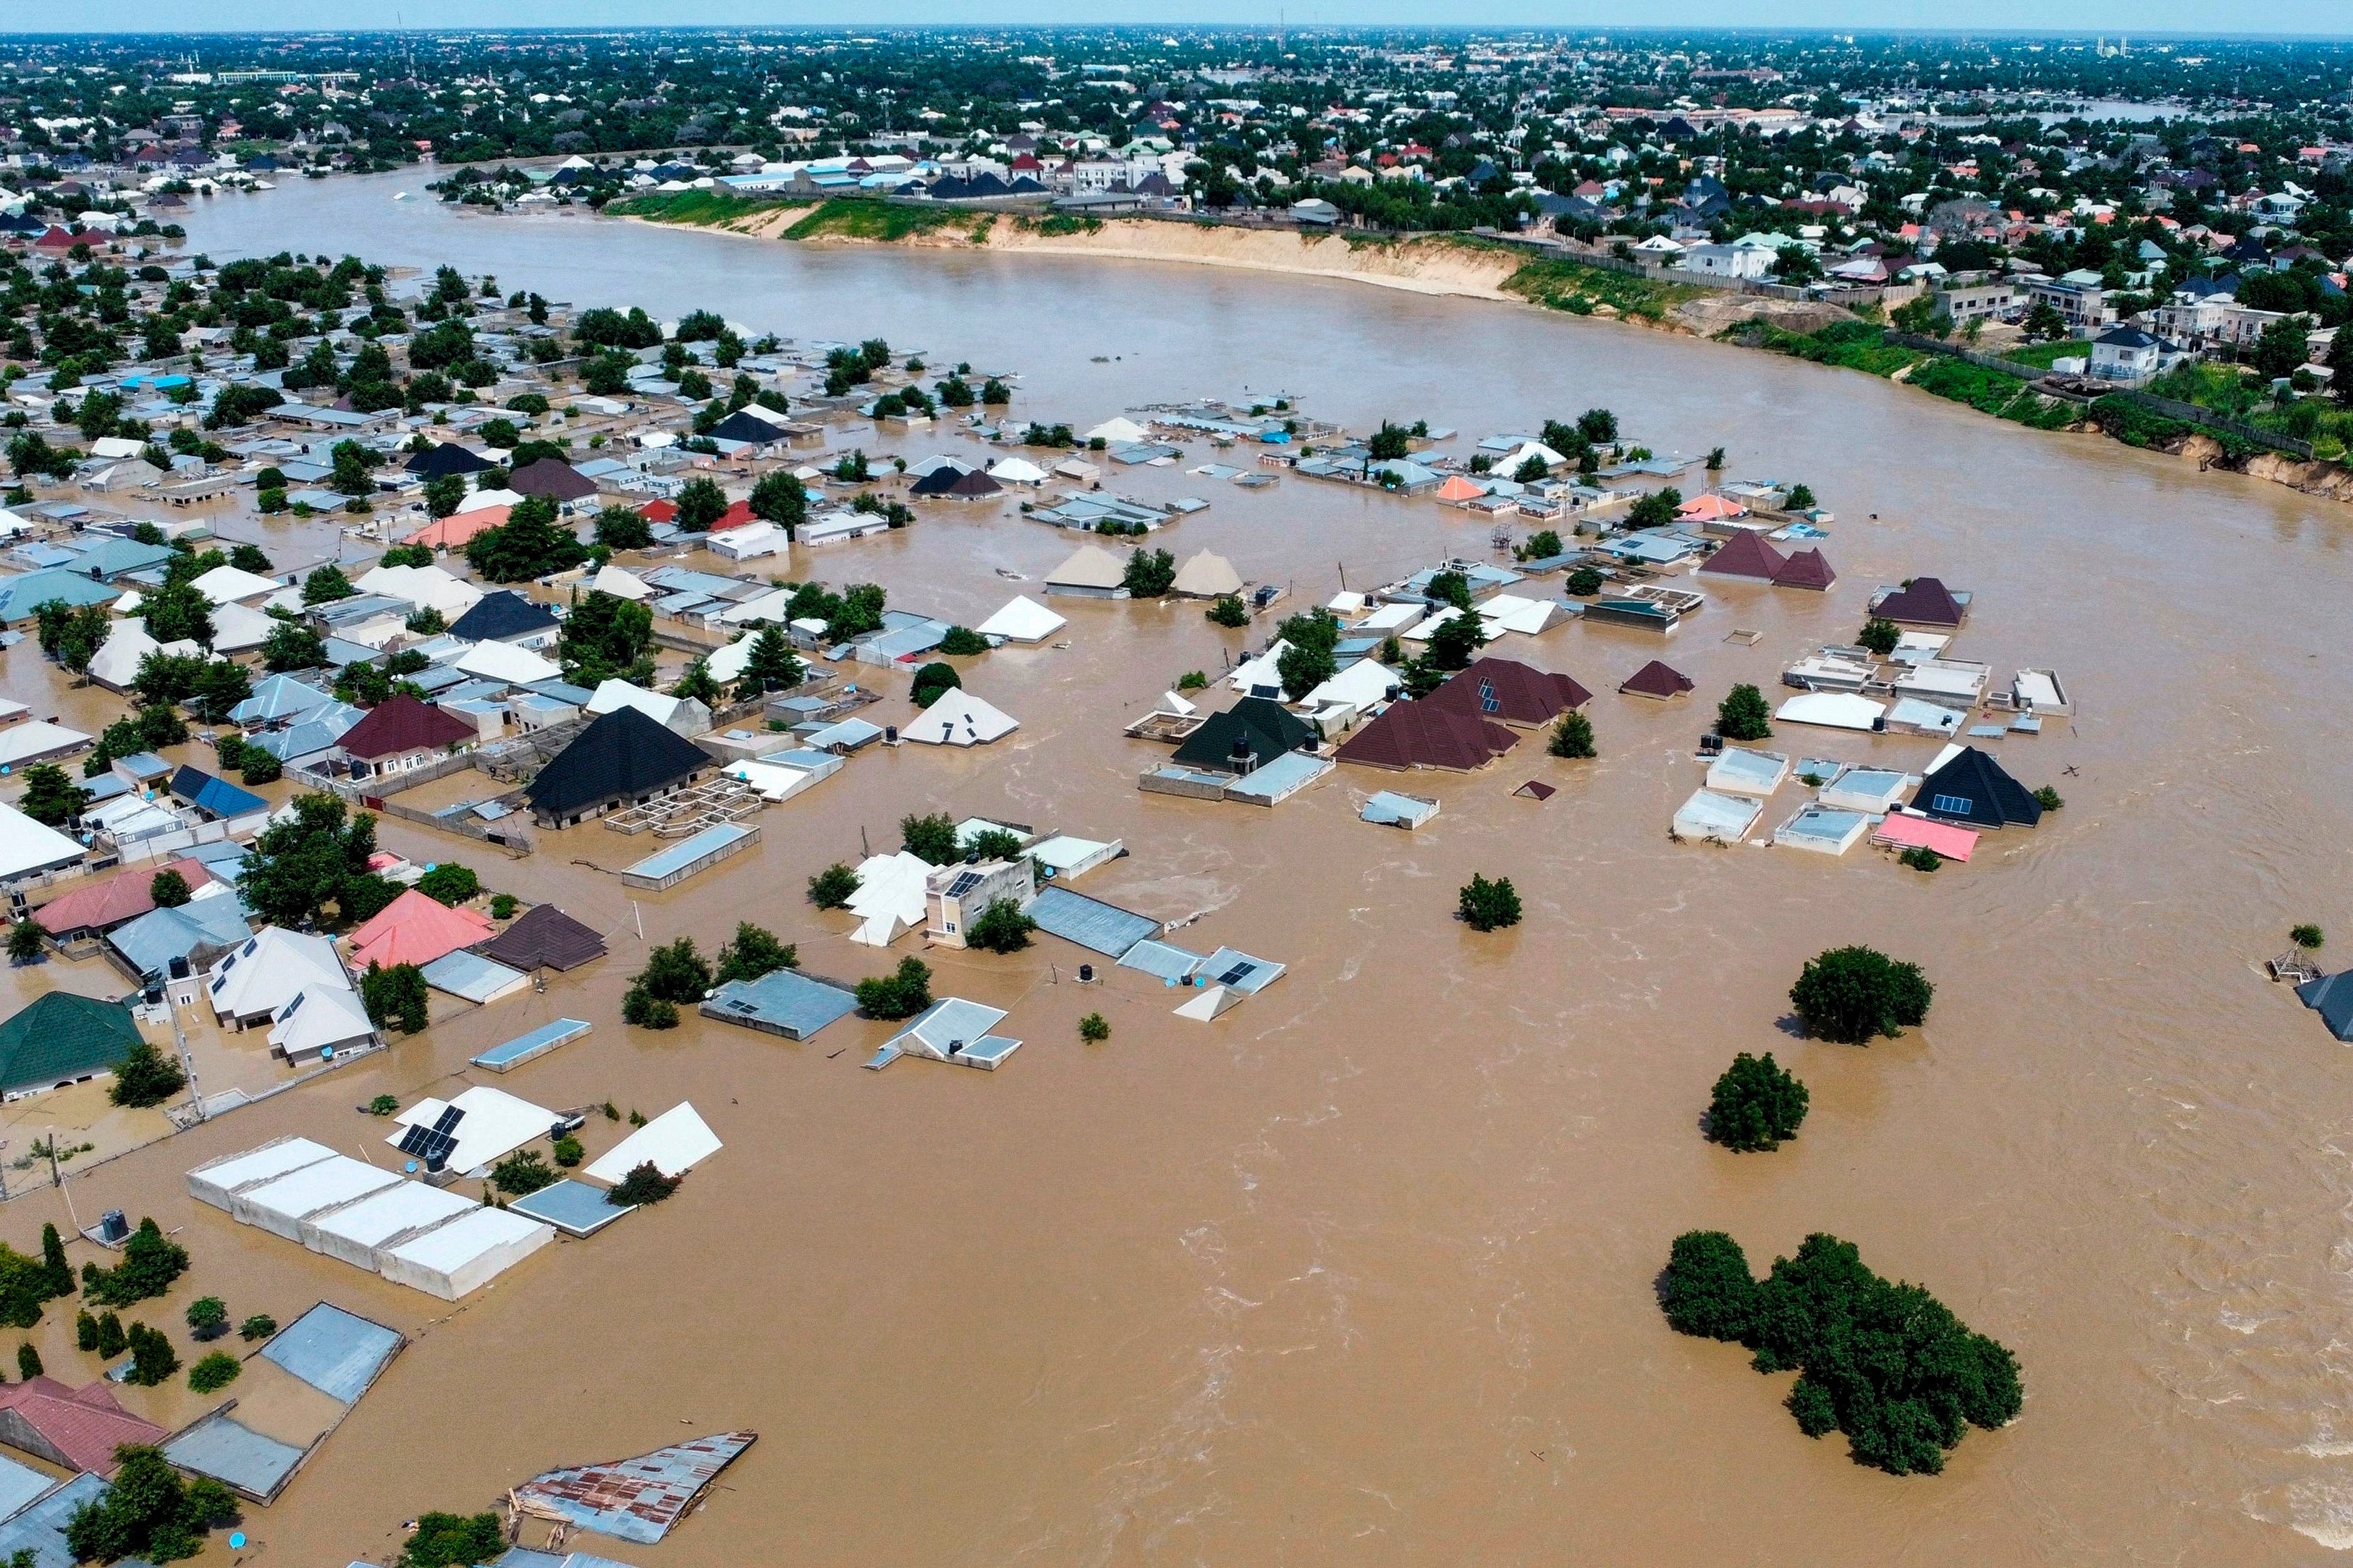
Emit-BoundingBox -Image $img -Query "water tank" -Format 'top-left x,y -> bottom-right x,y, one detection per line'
885,725 -> 900,744
98,1210 -> 129,1244
1077,964 -> 1094,983
167,956 -> 190,980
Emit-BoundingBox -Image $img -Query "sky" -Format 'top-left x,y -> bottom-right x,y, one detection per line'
23,4 -> 2353,38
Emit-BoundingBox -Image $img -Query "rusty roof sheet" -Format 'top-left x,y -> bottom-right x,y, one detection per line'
512,1431 -> 756,1544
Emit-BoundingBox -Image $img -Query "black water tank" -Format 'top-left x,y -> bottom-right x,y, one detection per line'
1078,964 -> 1094,983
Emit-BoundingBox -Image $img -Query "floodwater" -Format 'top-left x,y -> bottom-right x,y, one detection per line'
4,169 -> 2350,1564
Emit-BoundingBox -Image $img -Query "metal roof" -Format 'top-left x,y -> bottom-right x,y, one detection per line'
473,1017 -> 594,1072
260,1302 -> 405,1403
1118,939 -> 1204,983
509,1178 -> 637,1237
511,1432 -> 759,1545
698,968 -> 858,1040
1027,886 -> 1160,958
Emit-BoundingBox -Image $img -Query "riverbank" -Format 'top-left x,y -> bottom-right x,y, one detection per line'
613,194 -> 2352,507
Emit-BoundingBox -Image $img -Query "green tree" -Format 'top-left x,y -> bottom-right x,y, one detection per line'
1576,407 -> 1618,444
142,580 -> 214,648
15,1342 -> 38,1380
2020,299 -> 2066,342
937,625 -> 989,656
415,863 -> 479,906
360,962 -> 430,1034
714,923 -> 797,984
1121,548 -> 1176,598
422,473 -> 467,518
1786,483 -> 1817,511
1707,1053 -> 1810,1151
18,764 -> 90,826
1366,420 -> 1412,460
95,1311 -> 127,1359
260,620 -> 326,672
1716,683 -> 1773,742
809,863 -> 861,909
188,661 -> 252,725
82,1219 -> 189,1308
671,658 -> 721,705
748,470 -> 806,537
184,1297 -> 228,1340
240,1313 -> 277,1342
490,1148 -> 557,1196
855,955 -> 933,1020
1457,874 -> 1522,932
1078,1012 -> 1111,1043
558,590 -> 655,685
302,564 -> 355,604
109,1041 -> 187,1109
900,812 -> 960,865
2252,315 -> 2310,383
237,792 -> 381,928
187,1351 -> 241,1394
1788,946 -> 1934,1044
674,475 -> 728,532
463,494 -> 587,582
41,1224 -> 72,1300
64,1443 -> 237,1562
5,920 -> 42,965
1206,596 -> 1250,628
909,661 -> 960,708
1659,1229 -> 1760,1340
1548,711 -> 1596,758
593,505 -> 653,550
149,870 -> 192,909
735,625 -> 803,696
1856,616 -> 1901,657
398,1512 -> 505,1568
963,898 -> 1036,954
1426,612 -> 1484,671
607,1161 -> 683,1206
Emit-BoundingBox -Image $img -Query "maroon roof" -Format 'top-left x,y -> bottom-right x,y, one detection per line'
1336,700 -> 1518,772
508,457 -> 598,502
478,903 -> 608,971
1513,779 -> 1558,801
1699,530 -> 1788,582
1422,656 -> 1590,726
336,692 -> 478,760
1619,659 -> 1695,699
0,1376 -> 166,1475
1872,575 -> 1967,627
1774,547 -> 1837,591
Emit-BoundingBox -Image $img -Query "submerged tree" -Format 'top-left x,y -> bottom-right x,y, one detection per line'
1788,946 -> 1934,1045
1457,874 -> 1522,932
1716,683 -> 1773,742
1707,1054 -> 1810,1152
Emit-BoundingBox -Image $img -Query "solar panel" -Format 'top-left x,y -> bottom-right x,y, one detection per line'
433,1105 -> 466,1135
395,1124 -> 458,1168
1477,679 -> 1500,715
1217,962 -> 1256,986
946,870 -> 985,898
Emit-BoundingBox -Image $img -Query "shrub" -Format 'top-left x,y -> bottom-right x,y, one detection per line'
856,956 -> 932,1020
240,752 -> 283,786
1788,946 -> 1933,1044
1707,1054 -> 1810,1151
399,1511 -> 505,1568
964,897 -> 1036,954
1175,670 -> 1209,691
489,893 -> 518,920
937,625 -> 988,656
1717,683 -> 1773,742
109,1041 -> 187,1108
81,1219 -> 188,1308
188,1351 -> 241,1394
1899,846 -> 1942,873
808,863 -> 861,909
15,1342 -> 38,1380
368,1094 -> 399,1116
1078,1012 -> 1110,1043
1548,711 -> 1595,758
621,988 -> 678,1029
552,1135 -> 583,1168
1856,616 -> 1901,657
491,1148 -> 557,1196
607,1161 -> 682,1207
239,1313 -> 276,1342
1206,595 -> 1250,627
909,661 -> 960,708
185,1296 -> 228,1340
2292,924 -> 2325,950
415,863 -> 480,905
1457,874 -> 1522,932
2032,785 -> 2063,811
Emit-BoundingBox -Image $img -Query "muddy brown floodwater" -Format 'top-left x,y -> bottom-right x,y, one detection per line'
1,170 -> 2348,1564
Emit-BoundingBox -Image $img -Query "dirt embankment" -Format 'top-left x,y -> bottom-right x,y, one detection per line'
1670,293 -> 1856,338
2177,435 -> 2353,500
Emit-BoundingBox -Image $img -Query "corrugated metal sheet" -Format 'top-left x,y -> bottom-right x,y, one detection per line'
1027,887 -> 1159,959
512,1431 -> 758,1544
260,1302 -> 405,1403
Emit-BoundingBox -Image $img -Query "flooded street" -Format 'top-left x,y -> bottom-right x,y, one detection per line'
6,169 -> 2352,1563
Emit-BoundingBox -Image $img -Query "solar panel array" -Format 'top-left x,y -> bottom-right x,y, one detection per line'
395,1104 -> 466,1169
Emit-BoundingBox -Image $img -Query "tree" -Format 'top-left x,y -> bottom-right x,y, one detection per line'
143,579 -> 214,648
1576,407 -> 1618,445
5,920 -> 42,965
464,494 -> 587,582
2328,325 -> 2353,407
184,1296 -> 228,1340
559,590 -> 654,685
630,938 -> 711,1010
2020,299 -> 2067,342
360,962 -> 430,1034
14,1342 -> 37,1381
1079,1012 -> 1111,1043
593,505 -> 653,550
910,661 -> 960,708
149,870 -> 192,909
237,792 -> 381,928
2292,924 -> 2326,951
856,956 -> 933,1020
748,470 -> 806,537
302,564 -> 355,604
491,1148 -> 557,1196
96,1311 -> 127,1358
1626,487 -> 1682,529
41,1224 -> 72,1300
1788,946 -> 1934,1044
109,1041 -> 187,1109
1121,547 -> 1176,598
423,472 -> 466,518
2252,315 -> 2310,383
1786,483 -> 1817,512
964,898 -> 1036,954
1366,420 -> 1412,460
260,620 -> 326,672
240,1313 -> 277,1342
64,1444 -> 237,1561
415,864 -> 479,906
1708,1053 -> 1810,1151
667,657 -> 718,705
189,661 -> 251,725
1716,683 -> 1773,742
1206,595 -> 1250,628
82,1219 -> 188,1308
18,764 -> 89,826
188,1352 -> 241,1394
1565,566 -> 1605,596
900,811 -> 960,865
607,1161 -> 683,1207
1426,612 -> 1484,671
398,1512 -> 505,1568
809,863 -> 861,909
714,922 -> 796,983
1548,711 -> 1596,758
675,475 -> 728,532
1856,616 -> 1901,657
735,625 -> 803,697
1457,874 -> 1522,931
937,625 -> 989,656
1660,1229 -> 1760,1340
35,601 -> 114,673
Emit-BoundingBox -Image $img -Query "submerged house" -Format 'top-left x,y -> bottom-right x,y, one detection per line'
1336,700 -> 1518,772
1870,576 -> 1970,628
1043,544 -> 1130,600
1620,659 -> 1695,700
1170,697 -> 1315,774
527,706 -> 713,828
0,992 -> 143,1101
1423,657 -> 1589,728
333,694 -> 479,781
1914,746 -> 2042,830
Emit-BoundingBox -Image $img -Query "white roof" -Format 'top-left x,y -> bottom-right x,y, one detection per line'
903,454 -> 971,479
586,678 -> 689,726
589,564 -> 651,601
1083,417 -> 1149,444
1477,593 -> 1559,636
1045,543 -> 1127,589
1327,590 -> 1367,616
705,633 -> 754,685
1402,606 -> 1471,643
210,600 -> 278,654
987,457 -> 1049,484
454,638 -> 562,687
1227,639 -> 1290,693
1303,659 -> 1399,710
1053,458 -> 1099,483
189,564 -> 281,605
845,850 -> 931,946
905,687 -> 1018,746
0,799 -> 85,882
1503,440 -> 1571,471
708,521 -> 787,560
717,586 -> 794,625
1673,788 -> 1764,841
85,621 -> 159,690
1172,551 -> 1243,598
974,596 -> 1066,643
1774,691 -> 1887,732
354,562 -> 483,619
207,927 -> 350,1019
390,1084 -> 559,1177
239,1155 -> 401,1229
379,1204 -> 550,1291
266,984 -> 375,1058
0,720 -> 91,769
585,1102 -> 722,1182
305,1179 -> 476,1253
1354,602 -> 1420,633
462,486 -> 527,511
186,1136 -> 337,1208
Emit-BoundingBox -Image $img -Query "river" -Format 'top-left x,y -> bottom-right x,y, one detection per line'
9,168 -> 2353,1564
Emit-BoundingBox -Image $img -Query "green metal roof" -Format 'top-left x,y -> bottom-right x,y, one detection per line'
0,991 -> 143,1096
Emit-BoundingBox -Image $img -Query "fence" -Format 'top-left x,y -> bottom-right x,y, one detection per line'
1885,332 -> 2066,387
2108,389 -> 2315,460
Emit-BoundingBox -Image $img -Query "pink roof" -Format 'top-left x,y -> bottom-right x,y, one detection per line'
35,857 -> 216,937
402,505 -> 508,549
1677,492 -> 1748,522
1435,475 -> 1487,503
1870,812 -> 1979,863
347,887 -> 496,971
0,1376 -> 166,1475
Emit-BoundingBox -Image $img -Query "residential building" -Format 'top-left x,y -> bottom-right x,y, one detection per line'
924,857 -> 1038,948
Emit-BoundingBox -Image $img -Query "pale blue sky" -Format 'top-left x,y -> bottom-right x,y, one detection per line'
16,5 -> 2353,38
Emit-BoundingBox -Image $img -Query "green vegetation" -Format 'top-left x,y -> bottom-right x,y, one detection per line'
1658,1230 -> 2022,1475
856,956 -> 933,1020
1503,256 -> 1703,321
122,1321 -> 179,1386
1079,1012 -> 1111,1043
490,893 -> 519,920
1548,711 -> 1596,759
63,1444 -> 237,1563
1900,846 -> 1943,873
15,1342 -> 38,1380
1707,1054 -> 1809,1151
1206,595 -> 1251,628
463,493 -> 588,582
607,1161 -> 683,1207
2033,785 -> 2065,811
2293,925 -> 2326,951
553,1135 -> 583,1167
17,763 -> 90,827
964,898 -> 1037,954
1457,874 -> 1522,932
360,962 -> 431,1035
184,1296 -> 227,1341
624,938 -> 711,1030
1788,946 -> 1934,1045
808,863 -> 861,910
910,661 -> 961,708
238,793 -> 397,929
782,198 -> 972,243
108,1041 -> 187,1109
937,624 -> 989,656
1716,684 -> 1773,742
491,1148 -> 558,1196
240,1313 -> 277,1343
397,1511 -> 505,1568
1733,321 -> 2073,431
1856,616 -> 1901,657
714,922 -> 797,983
187,1352 -> 241,1394
1273,609 -> 1342,700
1122,547 -> 1176,598
1565,566 -> 1605,597
612,189 -> 806,228
900,812 -> 961,865
415,863 -> 480,906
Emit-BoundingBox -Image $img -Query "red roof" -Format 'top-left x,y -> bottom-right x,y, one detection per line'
708,499 -> 756,532
347,887 -> 497,971
1774,547 -> 1837,591
336,693 -> 479,761
1422,657 -> 1589,727
0,1376 -> 166,1475
1699,530 -> 1788,582
1872,576 -> 1967,627
35,857 -> 216,938
1336,700 -> 1518,772
1619,660 -> 1694,699
640,499 -> 678,523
